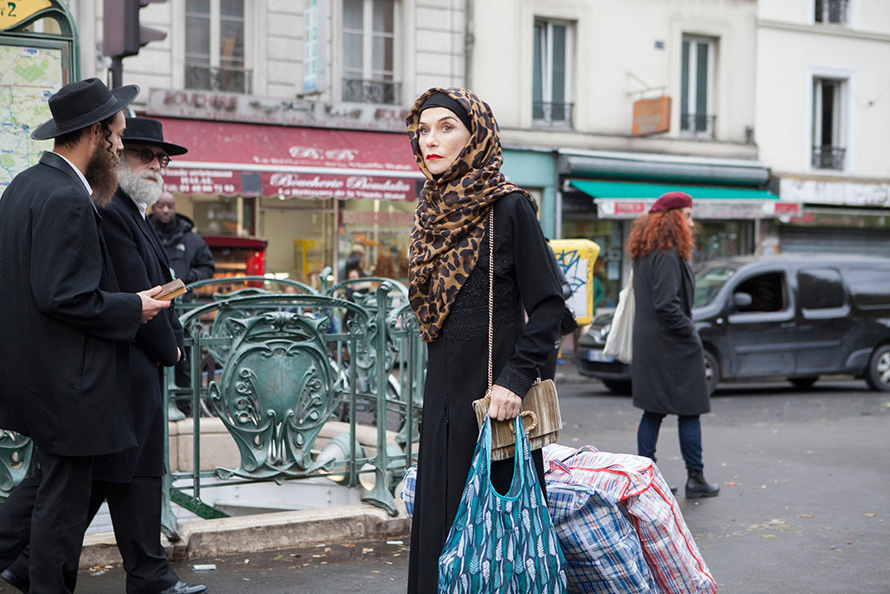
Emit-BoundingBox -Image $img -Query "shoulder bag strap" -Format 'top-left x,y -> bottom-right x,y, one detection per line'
487,207 -> 494,392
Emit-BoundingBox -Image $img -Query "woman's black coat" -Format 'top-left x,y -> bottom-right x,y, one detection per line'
407,193 -> 564,593
631,248 -> 710,415
92,190 -> 185,482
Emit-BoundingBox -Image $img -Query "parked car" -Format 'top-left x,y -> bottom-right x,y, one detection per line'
576,254 -> 890,395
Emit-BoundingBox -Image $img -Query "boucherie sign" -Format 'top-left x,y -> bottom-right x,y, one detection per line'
156,117 -> 422,201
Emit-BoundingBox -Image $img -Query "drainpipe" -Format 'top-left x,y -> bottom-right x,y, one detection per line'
464,0 -> 474,87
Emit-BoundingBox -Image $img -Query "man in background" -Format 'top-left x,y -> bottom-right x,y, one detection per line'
149,192 -> 215,292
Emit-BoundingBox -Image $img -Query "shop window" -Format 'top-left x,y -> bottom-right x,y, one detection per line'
533,19 -> 574,128
185,0 -> 250,93
815,0 -> 849,25
693,220 -> 748,263
733,273 -> 787,314
680,36 -> 716,139
339,199 -> 414,284
342,0 -> 399,104
812,77 -> 847,170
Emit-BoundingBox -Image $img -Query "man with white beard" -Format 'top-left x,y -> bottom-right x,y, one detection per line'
92,118 -> 207,594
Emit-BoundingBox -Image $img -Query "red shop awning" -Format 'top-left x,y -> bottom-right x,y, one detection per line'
155,118 -> 423,201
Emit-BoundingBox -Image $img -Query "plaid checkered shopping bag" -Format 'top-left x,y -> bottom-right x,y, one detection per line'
399,466 -> 417,519
548,476 -> 658,593
544,445 -> 717,594
438,417 -> 567,593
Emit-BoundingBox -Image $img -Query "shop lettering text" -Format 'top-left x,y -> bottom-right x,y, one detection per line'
163,168 -> 238,195
288,146 -> 359,161
147,89 -> 409,133
269,173 -> 411,201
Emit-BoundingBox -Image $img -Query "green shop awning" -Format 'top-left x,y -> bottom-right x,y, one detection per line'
568,180 -> 795,220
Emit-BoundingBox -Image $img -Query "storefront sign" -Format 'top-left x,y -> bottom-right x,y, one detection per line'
163,168 -> 239,196
267,173 -> 413,201
597,199 -> 799,220
631,96 -> 671,136
147,89 -> 409,133
779,177 -> 890,208
163,169 -> 416,201
157,117 -> 418,174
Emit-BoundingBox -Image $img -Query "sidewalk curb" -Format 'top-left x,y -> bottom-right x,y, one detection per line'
79,503 -> 410,570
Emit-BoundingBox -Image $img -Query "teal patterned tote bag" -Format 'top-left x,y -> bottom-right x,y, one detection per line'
438,416 -> 567,593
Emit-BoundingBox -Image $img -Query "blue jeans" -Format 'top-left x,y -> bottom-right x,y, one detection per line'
637,411 -> 704,471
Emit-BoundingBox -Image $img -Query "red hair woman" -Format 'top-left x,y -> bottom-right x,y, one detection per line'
627,192 -> 720,498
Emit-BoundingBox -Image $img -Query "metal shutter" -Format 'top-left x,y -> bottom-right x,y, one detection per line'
780,227 -> 890,258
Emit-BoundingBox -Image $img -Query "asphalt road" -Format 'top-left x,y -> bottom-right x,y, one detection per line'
5,364 -> 887,593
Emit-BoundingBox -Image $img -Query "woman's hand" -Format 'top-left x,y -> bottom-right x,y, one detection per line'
488,385 -> 522,421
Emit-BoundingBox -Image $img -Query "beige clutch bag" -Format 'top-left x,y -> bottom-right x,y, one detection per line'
472,379 -> 562,461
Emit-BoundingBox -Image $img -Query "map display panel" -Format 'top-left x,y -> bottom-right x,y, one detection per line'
0,44 -> 62,190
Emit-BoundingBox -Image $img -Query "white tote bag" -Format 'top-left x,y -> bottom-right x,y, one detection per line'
603,270 -> 634,364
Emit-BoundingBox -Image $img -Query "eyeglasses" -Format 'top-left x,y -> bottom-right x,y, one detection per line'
125,147 -> 171,168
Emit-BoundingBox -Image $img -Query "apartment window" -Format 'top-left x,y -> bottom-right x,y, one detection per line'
185,0 -> 250,93
533,19 -> 573,128
815,0 -> 849,24
812,78 -> 846,170
342,0 -> 398,104
680,36 -> 716,139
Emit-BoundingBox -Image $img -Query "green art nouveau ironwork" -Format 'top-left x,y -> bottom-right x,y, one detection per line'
161,279 -> 424,539
209,310 -> 359,482
0,431 -> 33,500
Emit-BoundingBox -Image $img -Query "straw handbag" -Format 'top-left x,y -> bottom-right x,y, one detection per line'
472,209 -> 563,461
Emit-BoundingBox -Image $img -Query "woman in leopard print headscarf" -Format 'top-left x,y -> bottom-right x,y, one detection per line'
406,88 -> 565,592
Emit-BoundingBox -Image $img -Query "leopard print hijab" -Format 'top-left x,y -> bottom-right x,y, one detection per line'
406,87 -> 532,343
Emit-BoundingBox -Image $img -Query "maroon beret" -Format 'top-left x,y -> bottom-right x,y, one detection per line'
649,191 -> 693,213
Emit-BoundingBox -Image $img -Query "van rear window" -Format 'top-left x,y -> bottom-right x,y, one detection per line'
845,269 -> 890,308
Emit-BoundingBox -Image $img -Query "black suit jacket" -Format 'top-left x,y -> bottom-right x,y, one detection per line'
92,189 -> 185,482
0,152 -> 142,456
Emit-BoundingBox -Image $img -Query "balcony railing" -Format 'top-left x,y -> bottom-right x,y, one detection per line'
185,64 -> 252,94
532,101 -> 574,128
816,0 -> 849,24
812,145 -> 846,170
680,113 -> 716,139
342,78 -> 400,105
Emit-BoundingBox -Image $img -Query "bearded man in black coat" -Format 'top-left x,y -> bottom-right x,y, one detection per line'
94,118 -> 207,594
0,119 -> 208,594
0,80 -> 171,594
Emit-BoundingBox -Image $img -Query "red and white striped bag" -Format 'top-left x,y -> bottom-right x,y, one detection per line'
544,444 -> 717,594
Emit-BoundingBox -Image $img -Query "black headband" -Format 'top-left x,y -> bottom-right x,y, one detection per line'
419,92 -> 473,132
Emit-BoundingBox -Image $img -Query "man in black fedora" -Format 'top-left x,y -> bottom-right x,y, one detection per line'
89,118 -> 206,594
0,118 -> 209,594
0,79 -> 172,593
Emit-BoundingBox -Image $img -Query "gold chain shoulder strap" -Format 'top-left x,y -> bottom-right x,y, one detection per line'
487,207 -> 494,392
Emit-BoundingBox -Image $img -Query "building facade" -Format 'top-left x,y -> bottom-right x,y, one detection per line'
756,0 -> 890,256
467,0 -> 783,306
62,0 -> 468,285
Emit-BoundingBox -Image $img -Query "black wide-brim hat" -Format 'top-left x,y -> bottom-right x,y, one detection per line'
31,78 -> 139,140
122,117 -> 188,156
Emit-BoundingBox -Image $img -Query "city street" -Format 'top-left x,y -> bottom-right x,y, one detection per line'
3,364 -> 887,594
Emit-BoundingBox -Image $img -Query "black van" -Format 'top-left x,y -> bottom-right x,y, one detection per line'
576,254 -> 890,395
